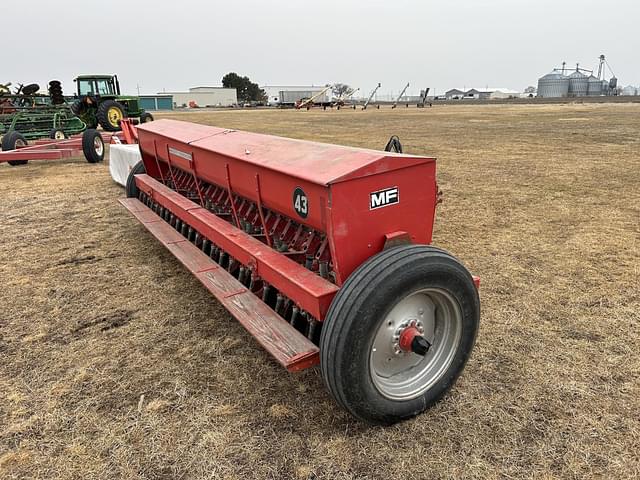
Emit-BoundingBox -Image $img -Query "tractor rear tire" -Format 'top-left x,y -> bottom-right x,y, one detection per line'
126,161 -> 146,198
319,245 -> 480,425
82,129 -> 104,163
97,100 -> 126,132
70,99 -> 85,115
2,131 -> 29,166
49,128 -> 66,140
139,112 -> 154,124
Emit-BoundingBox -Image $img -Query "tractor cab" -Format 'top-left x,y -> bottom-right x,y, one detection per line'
74,75 -> 120,99
70,74 -> 152,132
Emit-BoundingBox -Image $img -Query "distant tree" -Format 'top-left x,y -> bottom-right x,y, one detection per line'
222,72 -> 267,104
524,85 -> 537,94
332,83 -> 352,98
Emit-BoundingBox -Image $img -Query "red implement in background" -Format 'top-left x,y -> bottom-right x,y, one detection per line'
0,130 -> 111,164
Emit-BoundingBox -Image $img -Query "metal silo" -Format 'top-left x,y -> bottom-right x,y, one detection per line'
537,71 -> 569,98
587,75 -> 603,96
568,70 -> 589,97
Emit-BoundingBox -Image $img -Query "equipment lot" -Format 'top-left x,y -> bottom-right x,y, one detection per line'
1,104 -> 638,478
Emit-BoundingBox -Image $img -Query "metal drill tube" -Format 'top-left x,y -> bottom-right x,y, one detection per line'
290,306 -> 299,326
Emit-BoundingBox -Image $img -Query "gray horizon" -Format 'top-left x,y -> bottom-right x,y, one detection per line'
3,0 -> 637,97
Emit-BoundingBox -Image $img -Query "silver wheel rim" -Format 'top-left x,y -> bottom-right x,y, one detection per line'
93,136 -> 104,156
369,288 -> 463,400
15,139 -> 26,148
55,131 -> 65,140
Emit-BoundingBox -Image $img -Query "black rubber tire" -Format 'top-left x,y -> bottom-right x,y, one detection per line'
126,160 -> 146,198
49,128 -> 66,140
2,131 -> 29,166
139,112 -> 154,123
70,99 -> 85,115
22,83 -> 39,96
82,129 -> 104,163
96,100 -> 126,132
319,245 -> 480,425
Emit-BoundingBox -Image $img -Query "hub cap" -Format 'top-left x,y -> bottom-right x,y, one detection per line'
369,288 -> 463,400
107,107 -> 123,127
93,136 -> 104,156
54,131 -> 65,140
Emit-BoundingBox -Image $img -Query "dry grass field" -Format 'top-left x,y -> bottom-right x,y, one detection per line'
1,104 -> 639,479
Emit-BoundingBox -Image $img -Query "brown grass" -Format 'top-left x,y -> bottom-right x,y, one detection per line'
1,104 -> 639,479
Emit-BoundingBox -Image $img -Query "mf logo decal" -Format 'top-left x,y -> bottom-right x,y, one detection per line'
370,187 -> 399,210
293,187 -> 309,218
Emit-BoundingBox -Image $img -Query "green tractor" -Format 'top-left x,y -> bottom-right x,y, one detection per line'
70,74 -> 153,132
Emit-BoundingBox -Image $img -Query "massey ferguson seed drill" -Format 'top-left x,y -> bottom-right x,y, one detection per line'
121,119 -> 480,424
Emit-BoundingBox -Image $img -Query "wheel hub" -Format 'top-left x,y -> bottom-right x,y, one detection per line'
93,137 -> 104,156
108,107 -> 123,126
392,319 -> 424,355
369,288 -> 463,401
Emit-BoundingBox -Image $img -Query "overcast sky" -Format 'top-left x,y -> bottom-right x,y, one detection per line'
3,0 -> 638,97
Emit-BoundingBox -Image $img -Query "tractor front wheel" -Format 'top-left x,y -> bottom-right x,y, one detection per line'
2,131 -> 29,166
97,100 -> 126,132
139,112 -> 154,124
82,129 -> 104,163
320,245 -> 480,425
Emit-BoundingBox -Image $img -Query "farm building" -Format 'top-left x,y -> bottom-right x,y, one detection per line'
163,86 -> 238,108
445,88 -> 520,100
445,89 -> 466,100
139,95 -> 174,111
261,85 -> 330,106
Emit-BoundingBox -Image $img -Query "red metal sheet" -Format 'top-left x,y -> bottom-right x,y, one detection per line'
119,197 -> 148,213
166,241 -> 219,273
137,119 -> 434,186
119,197 -> 319,371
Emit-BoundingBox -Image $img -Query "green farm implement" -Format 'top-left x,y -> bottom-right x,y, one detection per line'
0,81 -> 86,148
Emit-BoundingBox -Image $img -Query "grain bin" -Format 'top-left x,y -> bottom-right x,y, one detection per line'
587,76 -> 603,96
568,70 -> 589,97
621,85 -> 638,96
537,71 -> 569,98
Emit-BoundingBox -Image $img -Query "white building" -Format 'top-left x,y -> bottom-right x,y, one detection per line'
261,85 -> 329,106
445,88 -> 466,100
487,88 -> 521,99
445,87 -> 520,100
163,86 -> 238,108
